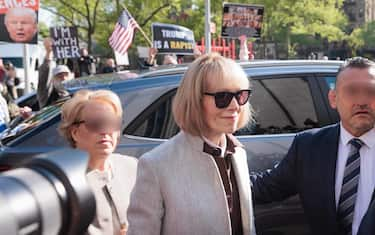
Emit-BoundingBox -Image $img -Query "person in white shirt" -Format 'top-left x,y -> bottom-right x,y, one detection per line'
59,89 -> 137,235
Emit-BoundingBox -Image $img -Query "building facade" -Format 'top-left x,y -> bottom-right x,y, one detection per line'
343,0 -> 375,31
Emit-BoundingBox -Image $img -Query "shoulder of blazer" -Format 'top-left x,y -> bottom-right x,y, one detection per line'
295,123 -> 340,142
140,132 -> 199,161
110,154 -> 138,168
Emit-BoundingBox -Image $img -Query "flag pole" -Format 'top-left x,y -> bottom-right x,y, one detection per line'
204,0 -> 211,53
121,4 -> 153,47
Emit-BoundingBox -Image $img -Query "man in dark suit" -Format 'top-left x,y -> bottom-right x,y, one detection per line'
251,57 -> 375,235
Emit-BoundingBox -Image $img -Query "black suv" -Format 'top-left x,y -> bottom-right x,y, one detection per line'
0,60 -> 342,234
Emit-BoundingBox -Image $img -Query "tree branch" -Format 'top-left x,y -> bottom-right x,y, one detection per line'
58,0 -> 87,19
40,7 -> 90,31
92,0 -> 101,33
140,3 -> 170,27
84,0 -> 90,23
41,6 -> 75,25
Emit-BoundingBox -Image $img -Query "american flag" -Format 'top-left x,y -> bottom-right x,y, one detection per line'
109,9 -> 139,55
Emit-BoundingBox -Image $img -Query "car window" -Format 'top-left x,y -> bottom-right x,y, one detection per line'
237,76 -> 319,135
0,102 -> 63,145
124,89 -> 179,139
324,76 -> 336,90
13,121 -> 67,148
125,76 -> 321,138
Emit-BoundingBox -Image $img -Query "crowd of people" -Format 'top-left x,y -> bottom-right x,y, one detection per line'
55,53 -> 375,235
0,58 -> 25,128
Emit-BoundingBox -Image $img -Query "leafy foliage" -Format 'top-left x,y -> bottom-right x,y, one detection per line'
41,0 -> 350,57
347,21 -> 375,55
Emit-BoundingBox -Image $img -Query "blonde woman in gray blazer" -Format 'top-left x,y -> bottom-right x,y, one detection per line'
60,89 -> 137,235
127,53 -> 256,235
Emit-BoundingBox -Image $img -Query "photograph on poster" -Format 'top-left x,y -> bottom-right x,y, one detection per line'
0,1 -> 39,44
221,3 -> 264,38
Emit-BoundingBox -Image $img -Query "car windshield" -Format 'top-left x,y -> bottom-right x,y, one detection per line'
0,101 -> 63,145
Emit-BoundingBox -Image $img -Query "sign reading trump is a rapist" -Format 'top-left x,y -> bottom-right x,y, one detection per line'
50,26 -> 80,59
152,23 -> 195,55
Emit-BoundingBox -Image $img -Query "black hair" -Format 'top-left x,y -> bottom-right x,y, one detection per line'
338,57 -> 375,74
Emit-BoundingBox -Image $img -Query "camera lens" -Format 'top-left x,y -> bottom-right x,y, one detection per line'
0,149 -> 95,235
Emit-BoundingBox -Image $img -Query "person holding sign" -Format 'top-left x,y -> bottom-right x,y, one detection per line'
4,7 -> 38,43
37,38 -> 72,108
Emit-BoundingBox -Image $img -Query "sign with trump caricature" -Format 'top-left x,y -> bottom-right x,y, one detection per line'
0,0 -> 39,44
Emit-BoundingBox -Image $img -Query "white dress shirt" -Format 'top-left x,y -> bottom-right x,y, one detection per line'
335,124 -> 375,235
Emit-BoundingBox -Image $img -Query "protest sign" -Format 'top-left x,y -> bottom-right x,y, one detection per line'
0,0 -> 39,44
152,23 -> 195,55
50,26 -> 80,59
221,3 -> 264,38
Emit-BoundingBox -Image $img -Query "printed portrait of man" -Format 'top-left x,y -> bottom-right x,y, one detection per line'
4,7 -> 38,43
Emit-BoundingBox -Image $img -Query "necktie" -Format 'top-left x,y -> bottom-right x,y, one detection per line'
338,138 -> 364,235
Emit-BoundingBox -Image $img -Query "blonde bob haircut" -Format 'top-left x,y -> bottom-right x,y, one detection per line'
59,89 -> 123,147
172,52 -> 254,137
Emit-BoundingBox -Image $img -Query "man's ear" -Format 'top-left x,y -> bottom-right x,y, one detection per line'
328,89 -> 337,109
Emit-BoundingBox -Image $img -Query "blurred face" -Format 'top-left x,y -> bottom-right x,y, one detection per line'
7,68 -> 16,78
202,74 -> 249,143
54,72 -> 70,82
71,100 -> 121,159
163,55 -> 177,65
106,59 -> 115,67
329,67 -> 375,136
5,12 -> 37,43
53,72 -> 70,90
81,48 -> 88,56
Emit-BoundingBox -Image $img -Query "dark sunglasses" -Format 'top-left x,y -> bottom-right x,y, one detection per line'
204,89 -> 252,109
73,118 -> 121,133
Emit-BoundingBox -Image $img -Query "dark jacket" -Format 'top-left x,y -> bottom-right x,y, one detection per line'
251,124 -> 341,235
78,55 -> 96,76
37,59 -> 69,108
251,123 -> 375,235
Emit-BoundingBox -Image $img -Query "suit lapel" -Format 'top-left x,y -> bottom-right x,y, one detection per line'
231,147 -> 254,235
318,125 -> 340,228
107,161 -> 128,226
358,189 -> 375,234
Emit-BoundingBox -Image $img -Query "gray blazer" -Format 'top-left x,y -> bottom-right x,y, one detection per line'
86,154 -> 137,235
127,132 -> 256,235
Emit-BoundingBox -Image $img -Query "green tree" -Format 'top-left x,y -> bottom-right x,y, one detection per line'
42,0 -> 104,53
38,21 -> 50,38
41,0 -> 349,59
347,21 -> 375,56
251,0 -> 348,57
95,0 -> 174,55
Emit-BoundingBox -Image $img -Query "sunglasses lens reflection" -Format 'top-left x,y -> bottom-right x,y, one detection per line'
236,90 -> 251,105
